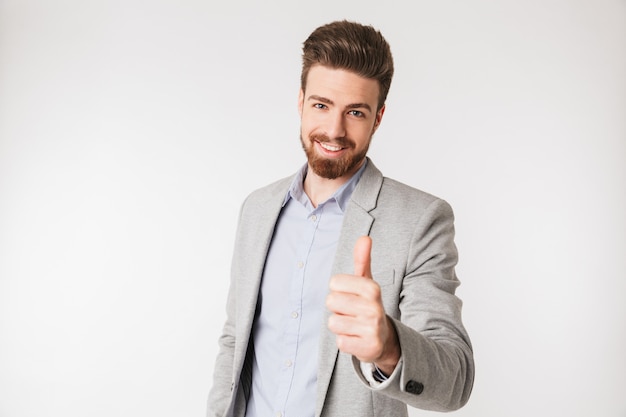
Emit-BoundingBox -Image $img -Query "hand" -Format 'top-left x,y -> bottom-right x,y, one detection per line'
326,236 -> 400,375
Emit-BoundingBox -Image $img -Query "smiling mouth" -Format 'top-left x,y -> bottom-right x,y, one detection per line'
318,141 -> 344,152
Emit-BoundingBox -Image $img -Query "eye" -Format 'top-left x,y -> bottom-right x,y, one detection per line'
348,110 -> 365,118
314,103 -> 327,110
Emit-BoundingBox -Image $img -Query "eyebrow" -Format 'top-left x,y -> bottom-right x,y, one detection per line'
308,95 -> 372,113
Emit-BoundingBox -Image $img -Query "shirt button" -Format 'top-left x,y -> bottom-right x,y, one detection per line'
276,412 -> 283,417
285,359 -> 293,367
297,261 -> 304,268
310,214 -> 317,222
291,311 -> 299,319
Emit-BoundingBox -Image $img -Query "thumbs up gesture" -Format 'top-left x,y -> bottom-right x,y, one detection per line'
326,236 -> 401,375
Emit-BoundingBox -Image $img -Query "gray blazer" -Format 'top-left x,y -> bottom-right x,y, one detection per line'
207,159 -> 474,417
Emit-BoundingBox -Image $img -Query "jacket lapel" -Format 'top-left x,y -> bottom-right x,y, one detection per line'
234,177 -> 293,374
315,159 -> 384,416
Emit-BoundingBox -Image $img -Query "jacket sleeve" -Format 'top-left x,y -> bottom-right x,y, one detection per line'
352,198 -> 475,411
206,277 -> 238,417
207,287 -> 235,417
206,199 -> 249,417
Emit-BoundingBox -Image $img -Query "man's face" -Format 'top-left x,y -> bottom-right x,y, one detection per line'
298,65 -> 385,180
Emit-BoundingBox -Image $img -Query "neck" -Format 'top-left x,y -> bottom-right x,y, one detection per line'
303,172 -> 346,208
303,160 -> 364,208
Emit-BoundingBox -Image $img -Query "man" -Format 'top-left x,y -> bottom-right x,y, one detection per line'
207,20 -> 474,417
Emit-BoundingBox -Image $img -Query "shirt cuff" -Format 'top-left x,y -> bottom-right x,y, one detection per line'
359,358 -> 402,389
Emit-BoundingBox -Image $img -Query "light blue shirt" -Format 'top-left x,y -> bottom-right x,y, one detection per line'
245,161 -> 367,417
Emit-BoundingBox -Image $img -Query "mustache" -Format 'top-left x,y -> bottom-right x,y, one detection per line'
309,133 -> 355,149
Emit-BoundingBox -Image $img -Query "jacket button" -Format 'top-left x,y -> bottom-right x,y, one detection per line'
405,380 -> 424,395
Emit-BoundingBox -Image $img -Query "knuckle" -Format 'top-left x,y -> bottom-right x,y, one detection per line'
325,293 -> 334,307
336,335 -> 346,351
362,281 -> 381,299
369,284 -> 381,299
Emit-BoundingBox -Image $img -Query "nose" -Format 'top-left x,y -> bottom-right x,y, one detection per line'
325,110 -> 346,140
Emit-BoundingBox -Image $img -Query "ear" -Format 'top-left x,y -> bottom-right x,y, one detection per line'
373,104 -> 386,133
298,89 -> 304,116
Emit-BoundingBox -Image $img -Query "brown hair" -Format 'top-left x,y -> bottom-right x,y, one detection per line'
301,20 -> 394,111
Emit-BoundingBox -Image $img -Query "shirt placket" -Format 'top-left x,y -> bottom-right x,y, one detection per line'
272,206 -> 322,416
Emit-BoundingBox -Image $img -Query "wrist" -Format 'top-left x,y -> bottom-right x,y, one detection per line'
374,316 -> 401,375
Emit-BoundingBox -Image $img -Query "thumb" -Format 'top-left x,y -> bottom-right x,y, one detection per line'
353,236 -> 373,278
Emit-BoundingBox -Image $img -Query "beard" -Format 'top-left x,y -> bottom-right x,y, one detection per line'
300,132 -> 370,180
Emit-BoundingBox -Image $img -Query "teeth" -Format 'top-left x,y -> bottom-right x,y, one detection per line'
320,142 -> 342,151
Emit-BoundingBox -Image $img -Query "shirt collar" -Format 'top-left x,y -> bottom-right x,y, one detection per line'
283,159 -> 368,212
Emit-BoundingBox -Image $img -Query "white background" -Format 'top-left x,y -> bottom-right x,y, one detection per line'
1,1 -> 625,416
